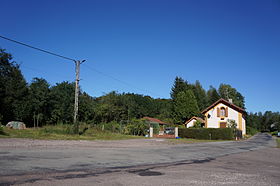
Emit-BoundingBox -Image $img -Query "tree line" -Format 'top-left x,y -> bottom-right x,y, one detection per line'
0,48 -> 279,132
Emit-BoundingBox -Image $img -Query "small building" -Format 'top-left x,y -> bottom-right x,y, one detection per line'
143,117 -> 167,129
185,116 -> 205,128
201,98 -> 246,135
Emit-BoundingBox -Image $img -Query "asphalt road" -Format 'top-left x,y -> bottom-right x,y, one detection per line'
0,133 -> 279,185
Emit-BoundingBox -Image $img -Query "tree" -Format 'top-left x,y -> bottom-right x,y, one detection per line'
48,81 -> 75,124
218,84 -> 245,109
191,80 -> 207,111
0,49 -> 29,124
206,86 -> 220,106
170,76 -> 189,100
173,90 -> 200,124
79,92 -> 96,123
29,78 -> 50,127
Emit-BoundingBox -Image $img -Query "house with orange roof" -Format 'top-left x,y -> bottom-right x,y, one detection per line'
185,116 -> 205,128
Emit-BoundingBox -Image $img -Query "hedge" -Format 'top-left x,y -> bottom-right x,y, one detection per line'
178,128 -> 241,140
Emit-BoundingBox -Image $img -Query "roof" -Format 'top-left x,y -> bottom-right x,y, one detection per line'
185,117 -> 205,125
201,98 -> 246,114
143,117 -> 167,125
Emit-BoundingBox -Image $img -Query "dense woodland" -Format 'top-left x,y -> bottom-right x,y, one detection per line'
0,48 -> 279,133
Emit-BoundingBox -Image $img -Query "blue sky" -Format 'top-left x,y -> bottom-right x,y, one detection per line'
1,0 -> 279,113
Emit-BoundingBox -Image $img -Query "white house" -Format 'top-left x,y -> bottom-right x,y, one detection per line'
201,98 -> 246,135
185,116 -> 205,128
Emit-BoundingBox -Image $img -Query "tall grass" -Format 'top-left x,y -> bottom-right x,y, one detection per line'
0,125 -> 143,140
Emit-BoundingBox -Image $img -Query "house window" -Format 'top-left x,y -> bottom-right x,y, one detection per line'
220,107 -> 226,117
217,107 -> 228,117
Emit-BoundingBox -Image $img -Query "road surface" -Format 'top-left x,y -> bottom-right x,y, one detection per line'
0,133 -> 279,185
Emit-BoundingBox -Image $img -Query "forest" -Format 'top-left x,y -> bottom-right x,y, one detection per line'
0,48 -> 279,134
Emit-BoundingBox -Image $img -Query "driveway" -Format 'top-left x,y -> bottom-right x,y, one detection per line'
0,133 -> 279,185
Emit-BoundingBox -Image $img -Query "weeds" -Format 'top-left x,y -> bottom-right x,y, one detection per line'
0,125 -> 143,140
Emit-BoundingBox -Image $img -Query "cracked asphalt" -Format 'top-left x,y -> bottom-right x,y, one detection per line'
0,133 -> 279,185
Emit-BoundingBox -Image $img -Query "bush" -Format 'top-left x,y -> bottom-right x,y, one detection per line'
179,128 -> 239,140
271,131 -> 278,136
95,121 -> 123,133
41,125 -> 77,135
124,119 -> 149,136
0,125 -> 5,135
149,122 -> 159,134
246,126 -> 258,136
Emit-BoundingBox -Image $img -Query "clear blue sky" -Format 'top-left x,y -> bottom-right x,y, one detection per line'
1,0 -> 279,113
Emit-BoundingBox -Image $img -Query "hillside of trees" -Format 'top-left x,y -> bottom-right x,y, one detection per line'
1,48 -> 279,132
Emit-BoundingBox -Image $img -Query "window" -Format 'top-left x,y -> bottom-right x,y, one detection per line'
220,107 -> 226,117
217,107 -> 228,117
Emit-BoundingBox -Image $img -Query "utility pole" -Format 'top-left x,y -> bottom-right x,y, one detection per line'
0,35 -> 86,132
74,60 -> 85,132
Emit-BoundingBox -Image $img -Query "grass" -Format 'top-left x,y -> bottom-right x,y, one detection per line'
276,138 -> 280,148
0,125 -> 143,140
167,138 -> 231,144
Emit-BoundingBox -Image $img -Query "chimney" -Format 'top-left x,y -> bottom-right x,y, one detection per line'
228,99 -> 233,104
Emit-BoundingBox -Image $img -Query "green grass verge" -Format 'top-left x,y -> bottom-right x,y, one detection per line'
168,138 -> 231,144
0,126 -> 143,140
276,138 -> 280,148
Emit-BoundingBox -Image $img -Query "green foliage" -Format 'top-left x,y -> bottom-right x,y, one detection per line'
124,119 -> 149,136
48,81 -> 75,124
1,48 -> 277,139
246,111 -> 280,132
148,122 -> 160,134
191,120 -> 203,128
0,125 -> 142,140
206,86 -> 220,107
173,90 -> 200,124
96,121 -> 123,133
246,126 -> 258,136
29,78 -> 50,127
218,84 -> 245,109
179,128 -> 237,140
276,139 -> 280,148
191,80 -> 208,111
0,125 -> 5,135
170,76 -> 189,100
0,49 -> 29,123
227,119 -> 237,129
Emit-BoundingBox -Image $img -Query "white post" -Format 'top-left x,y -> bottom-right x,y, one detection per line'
175,127 -> 178,138
149,127 -> 153,138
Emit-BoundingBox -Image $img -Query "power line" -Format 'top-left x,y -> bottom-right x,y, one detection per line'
20,64 -> 73,80
0,35 -> 76,62
0,35 -> 163,97
0,34 -> 84,132
83,64 -> 163,98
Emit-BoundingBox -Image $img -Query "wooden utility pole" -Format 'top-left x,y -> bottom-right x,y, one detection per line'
73,60 -> 85,132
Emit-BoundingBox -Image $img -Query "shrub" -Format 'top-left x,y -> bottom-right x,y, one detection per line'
95,121 -> 123,133
149,122 -> 159,134
0,125 -> 5,135
41,125 -> 77,135
179,128 -> 238,140
246,126 -> 258,136
124,119 -> 149,136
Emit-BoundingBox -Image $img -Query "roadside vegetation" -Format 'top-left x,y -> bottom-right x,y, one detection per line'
0,125 -> 143,140
276,138 -> 280,148
0,48 -> 279,139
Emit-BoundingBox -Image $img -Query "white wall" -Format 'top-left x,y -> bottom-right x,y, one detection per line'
242,117 -> 246,135
205,103 -> 246,135
186,119 -> 196,128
